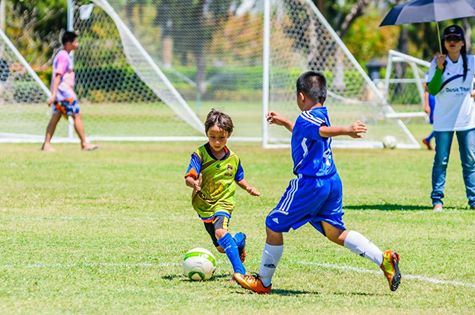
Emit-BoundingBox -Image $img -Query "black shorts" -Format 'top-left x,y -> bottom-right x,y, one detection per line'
204,215 -> 230,247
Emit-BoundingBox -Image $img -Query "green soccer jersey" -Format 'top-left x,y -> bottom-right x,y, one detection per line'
185,143 -> 244,220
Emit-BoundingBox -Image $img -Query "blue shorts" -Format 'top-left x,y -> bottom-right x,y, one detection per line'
266,173 -> 346,235
53,99 -> 80,116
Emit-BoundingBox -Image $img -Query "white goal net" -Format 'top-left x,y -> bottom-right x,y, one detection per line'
3,0 -> 419,148
0,28 -> 51,142
382,50 -> 430,120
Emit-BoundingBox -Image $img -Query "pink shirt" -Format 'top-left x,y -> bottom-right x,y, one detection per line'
51,50 -> 76,101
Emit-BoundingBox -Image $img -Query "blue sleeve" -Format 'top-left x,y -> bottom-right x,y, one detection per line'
184,152 -> 201,179
234,161 -> 244,182
298,112 -> 326,140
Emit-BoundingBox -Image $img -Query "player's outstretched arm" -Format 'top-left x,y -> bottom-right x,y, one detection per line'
266,111 -> 294,132
237,179 -> 261,196
320,120 -> 367,138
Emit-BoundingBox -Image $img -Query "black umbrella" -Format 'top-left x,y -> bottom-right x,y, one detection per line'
380,0 -> 475,51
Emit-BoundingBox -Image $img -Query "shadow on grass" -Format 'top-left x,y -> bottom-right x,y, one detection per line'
162,273 -> 230,281
332,290 -> 386,297
345,204 -> 432,211
270,288 -> 320,296
232,288 -> 320,296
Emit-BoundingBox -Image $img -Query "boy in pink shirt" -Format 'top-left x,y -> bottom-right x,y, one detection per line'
41,31 -> 98,152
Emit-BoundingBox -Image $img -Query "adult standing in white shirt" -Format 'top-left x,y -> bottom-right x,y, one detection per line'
427,25 -> 475,211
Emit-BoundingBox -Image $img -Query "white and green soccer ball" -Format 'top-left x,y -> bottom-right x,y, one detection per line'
183,247 -> 217,281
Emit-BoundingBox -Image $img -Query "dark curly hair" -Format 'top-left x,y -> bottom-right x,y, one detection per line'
204,109 -> 234,135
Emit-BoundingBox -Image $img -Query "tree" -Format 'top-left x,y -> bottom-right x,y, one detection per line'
168,0 -> 239,96
312,0 -> 372,38
7,0 -> 66,67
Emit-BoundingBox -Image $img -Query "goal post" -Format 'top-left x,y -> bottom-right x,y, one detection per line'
382,49 -> 431,119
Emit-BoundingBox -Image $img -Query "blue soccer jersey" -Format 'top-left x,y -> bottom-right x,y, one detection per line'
266,106 -> 345,235
291,107 -> 336,178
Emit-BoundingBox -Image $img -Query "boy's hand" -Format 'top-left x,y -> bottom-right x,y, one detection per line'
47,95 -> 56,106
266,111 -> 287,125
246,186 -> 260,196
193,174 -> 202,193
192,181 -> 201,193
347,121 -> 367,138
266,111 -> 294,132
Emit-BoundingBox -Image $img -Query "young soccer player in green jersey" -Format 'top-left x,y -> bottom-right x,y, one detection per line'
184,109 -> 260,275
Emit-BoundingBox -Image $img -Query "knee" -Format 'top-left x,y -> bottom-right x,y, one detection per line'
265,227 -> 283,245
322,222 -> 347,246
327,231 -> 347,246
434,155 -> 449,167
215,228 -> 227,240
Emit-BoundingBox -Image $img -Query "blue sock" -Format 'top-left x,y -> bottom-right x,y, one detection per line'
217,233 -> 246,274
233,232 -> 246,251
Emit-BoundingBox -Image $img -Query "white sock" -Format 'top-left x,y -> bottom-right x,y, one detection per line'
258,243 -> 283,287
344,230 -> 383,266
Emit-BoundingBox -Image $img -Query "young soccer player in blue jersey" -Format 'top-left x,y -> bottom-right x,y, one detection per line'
185,109 -> 260,276
234,71 -> 401,294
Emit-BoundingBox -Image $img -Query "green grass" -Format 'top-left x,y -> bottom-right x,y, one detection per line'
0,142 -> 474,314
0,100 -> 426,143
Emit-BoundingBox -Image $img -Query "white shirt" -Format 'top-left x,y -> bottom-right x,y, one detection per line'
427,54 -> 475,131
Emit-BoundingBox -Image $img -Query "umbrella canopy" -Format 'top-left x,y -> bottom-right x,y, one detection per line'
380,0 -> 475,26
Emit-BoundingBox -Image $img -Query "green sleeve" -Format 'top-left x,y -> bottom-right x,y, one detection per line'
428,68 -> 443,95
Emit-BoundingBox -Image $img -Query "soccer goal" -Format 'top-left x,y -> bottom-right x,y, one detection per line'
69,0 -> 418,147
382,50 -> 430,120
5,0 -> 420,148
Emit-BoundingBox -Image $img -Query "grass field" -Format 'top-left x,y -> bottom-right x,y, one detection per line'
0,140 -> 474,314
1,101 -> 426,146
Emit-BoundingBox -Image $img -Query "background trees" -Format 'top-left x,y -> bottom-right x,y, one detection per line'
3,0 -> 474,75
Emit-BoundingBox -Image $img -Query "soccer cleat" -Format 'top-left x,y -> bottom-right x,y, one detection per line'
422,138 -> 432,150
233,273 -> 272,294
380,250 -> 401,292
433,204 -> 443,212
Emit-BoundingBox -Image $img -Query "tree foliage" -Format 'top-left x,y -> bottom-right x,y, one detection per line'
6,0 -> 66,66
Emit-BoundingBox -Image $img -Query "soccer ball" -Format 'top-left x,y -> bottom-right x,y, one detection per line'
382,135 -> 397,149
183,247 -> 217,281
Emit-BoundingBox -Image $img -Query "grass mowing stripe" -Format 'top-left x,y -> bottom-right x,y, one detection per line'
2,260 -> 474,289
0,262 -> 180,269
296,261 -> 475,289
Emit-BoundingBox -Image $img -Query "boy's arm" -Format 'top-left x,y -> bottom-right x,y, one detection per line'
319,121 -> 367,138
184,152 -> 202,193
185,175 -> 201,193
266,111 -> 294,132
237,179 -> 260,196
48,74 -> 61,106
